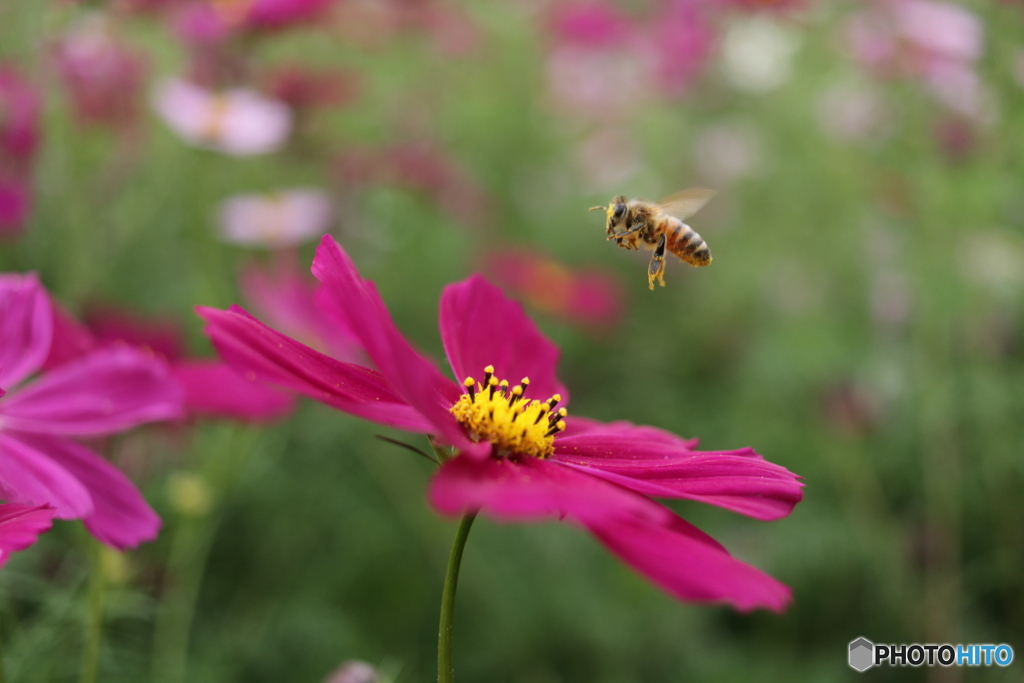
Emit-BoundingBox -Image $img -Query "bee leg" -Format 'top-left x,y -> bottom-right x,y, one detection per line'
647,235 -> 667,290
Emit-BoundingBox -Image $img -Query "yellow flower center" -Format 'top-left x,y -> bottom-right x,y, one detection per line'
450,365 -> 567,459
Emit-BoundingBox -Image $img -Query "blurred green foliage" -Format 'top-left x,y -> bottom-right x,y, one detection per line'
2,0 -> 1024,681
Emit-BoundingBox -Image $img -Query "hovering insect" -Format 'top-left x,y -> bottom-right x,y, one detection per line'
590,188 -> 715,290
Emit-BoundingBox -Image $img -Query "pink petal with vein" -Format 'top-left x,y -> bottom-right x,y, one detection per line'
311,236 -> 476,452
0,346 -> 183,435
556,453 -> 802,521
554,427 -> 803,519
0,434 -> 92,519
439,275 -> 567,404
173,359 -> 295,422
16,434 -> 160,549
0,273 -> 52,388
0,503 -> 54,568
429,455 -> 661,525
559,416 -> 699,446
198,305 -> 434,432
586,514 -> 792,612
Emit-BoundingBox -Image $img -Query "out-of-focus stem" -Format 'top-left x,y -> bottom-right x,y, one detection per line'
152,425 -> 256,683
437,513 -> 476,683
80,541 -> 107,683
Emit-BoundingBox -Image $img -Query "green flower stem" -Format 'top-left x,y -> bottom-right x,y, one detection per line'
0,630 -> 7,683
80,541 -> 107,683
437,513 -> 477,683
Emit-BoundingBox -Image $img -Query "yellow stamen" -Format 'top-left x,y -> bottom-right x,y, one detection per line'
450,367 -> 567,459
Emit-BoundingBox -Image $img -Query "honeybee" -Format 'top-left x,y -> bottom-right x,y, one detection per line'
590,188 -> 715,290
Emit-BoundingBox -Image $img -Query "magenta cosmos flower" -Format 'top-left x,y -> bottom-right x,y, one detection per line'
0,502 -> 54,568
201,236 -> 803,611
0,274 -> 183,548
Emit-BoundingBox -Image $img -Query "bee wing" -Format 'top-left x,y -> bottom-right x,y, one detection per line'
656,188 -> 716,220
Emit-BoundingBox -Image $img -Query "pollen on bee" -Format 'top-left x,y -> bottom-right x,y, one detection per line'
450,367 -> 567,459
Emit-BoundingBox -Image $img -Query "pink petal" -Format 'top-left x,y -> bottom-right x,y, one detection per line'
428,455 -> 662,525
198,305 -> 435,432
586,514 -> 792,612
15,434 -> 160,549
0,434 -> 92,519
429,454 -> 791,611
0,273 -> 53,388
0,346 -> 184,435
559,416 -> 699,446
240,256 -> 364,363
172,359 -> 296,422
311,236 -> 476,451
0,503 -> 54,568
86,307 -> 186,362
42,301 -> 97,370
554,423 -> 802,520
439,275 -> 568,404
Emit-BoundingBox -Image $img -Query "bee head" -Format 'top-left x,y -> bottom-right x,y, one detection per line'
606,196 -> 628,233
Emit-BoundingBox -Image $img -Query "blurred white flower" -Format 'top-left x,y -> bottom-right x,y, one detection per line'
152,78 -> 292,155
720,18 -> 800,93
218,189 -> 334,247
963,230 -> 1024,297
694,122 -> 761,185
324,660 -> 378,683
816,80 -> 890,142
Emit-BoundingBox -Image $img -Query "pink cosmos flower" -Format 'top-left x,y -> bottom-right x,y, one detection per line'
73,305 -> 295,423
0,503 -> 54,568
152,77 -> 292,156
53,15 -> 148,127
0,274 -> 183,548
218,189 -> 334,248
201,236 -> 803,611
482,248 -> 623,333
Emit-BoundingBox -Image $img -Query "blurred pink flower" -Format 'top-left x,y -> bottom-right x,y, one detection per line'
544,0 -> 714,109
483,249 -> 623,332
201,236 -> 803,611
643,0 -> 715,95
76,305 -> 295,423
0,180 -> 31,237
0,67 -> 40,165
0,503 -> 54,568
844,0 -> 986,118
53,16 -> 148,127
246,0 -> 336,29
240,255 -> 365,363
173,0 -> 335,41
0,67 -> 40,236
152,77 -> 292,155
334,142 -> 491,227
265,65 -> 360,112
550,1 -> 630,48
0,274 -> 183,549
218,189 -> 334,248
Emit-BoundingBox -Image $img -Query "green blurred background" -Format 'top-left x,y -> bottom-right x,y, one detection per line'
2,0 -> 1024,681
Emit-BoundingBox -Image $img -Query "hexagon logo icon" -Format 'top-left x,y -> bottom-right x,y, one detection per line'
849,637 -> 874,672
